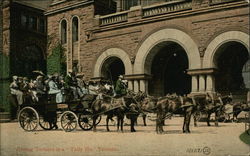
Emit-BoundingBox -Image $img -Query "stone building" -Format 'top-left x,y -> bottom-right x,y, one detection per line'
0,0 -> 51,115
0,0 -> 249,117
46,0 -> 249,97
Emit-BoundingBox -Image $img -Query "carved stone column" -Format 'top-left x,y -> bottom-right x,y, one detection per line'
199,75 -> 206,92
206,74 -> 215,92
139,79 -> 148,93
134,80 -> 139,92
128,80 -> 133,91
191,75 -> 199,93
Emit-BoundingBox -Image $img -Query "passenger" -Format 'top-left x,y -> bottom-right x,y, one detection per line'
35,75 -> 47,95
64,69 -> 78,100
88,81 -> 98,95
76,73 -> 88,97
22,77 -> 30,93
48,75 -> 63,103
9,76 -> 23,105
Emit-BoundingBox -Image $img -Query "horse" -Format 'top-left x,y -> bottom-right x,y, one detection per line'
155,95 -> 194,134
127,91 -> 148,126
232,101 -> 250,122
91,92 -> 141,132
193,93 -> 233,127
139,95 -> 159,125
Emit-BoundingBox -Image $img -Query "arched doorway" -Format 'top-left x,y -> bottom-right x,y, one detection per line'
214,41 -> 249,93
15,45 -> 46,77
101,57 -> 125,84
147,41 -> 191,96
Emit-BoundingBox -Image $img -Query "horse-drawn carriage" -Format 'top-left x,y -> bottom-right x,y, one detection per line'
16,90 -> 139,132
17,92 -> 102,132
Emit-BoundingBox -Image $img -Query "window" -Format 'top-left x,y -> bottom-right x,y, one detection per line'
61,20 -> 67,44
29,16 -> 37,30
21,14 -> 28,27
39,18 -> 45,33
72,17 -> 79,42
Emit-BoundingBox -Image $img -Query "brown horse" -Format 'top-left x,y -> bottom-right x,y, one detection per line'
155,95 -> 194,134
193,93 -> 233,126
91,95 -> 126,132
127,91 -> 148,126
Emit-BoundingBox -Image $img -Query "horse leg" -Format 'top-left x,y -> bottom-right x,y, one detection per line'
93,116 -> 97,132
159,112 -> 164,133
186,110 -> 192,133
193,114 -> 197,127
156,113 -> 160,134
130,115 -> 136,132
160,118 -> 164,133
117,116 -> 120,132
120,114 -> 124,132
207,113 -> 211,126
134,118 -> 138,125
215,112 -> 219,127
143,114 -> 147,126
183,113 -> 187,133
106,115 -> 110,132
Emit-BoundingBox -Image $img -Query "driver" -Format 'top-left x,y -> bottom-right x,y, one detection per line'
115,75 -> 127,97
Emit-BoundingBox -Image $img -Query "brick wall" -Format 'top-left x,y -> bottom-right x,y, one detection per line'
46,0 -> 249,80
79,6 -> 249,79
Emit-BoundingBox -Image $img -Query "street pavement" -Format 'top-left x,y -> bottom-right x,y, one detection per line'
0,112 -> 250,156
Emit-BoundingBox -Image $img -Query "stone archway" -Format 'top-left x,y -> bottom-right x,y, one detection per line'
202,31 -> 250,94
213,41 -> 249,93
93,48 -> 132,77
101,57 -> 125,83
148,41 -> 191,96
133,28 -> 200,94
203,31 -> 249,68
134,28 -> 200,74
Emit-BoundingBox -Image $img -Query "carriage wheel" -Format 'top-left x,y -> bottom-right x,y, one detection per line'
39,115 -> 56,130
60,111 -> 78,132
18,107 -> 39,131
78,114 -> 94,131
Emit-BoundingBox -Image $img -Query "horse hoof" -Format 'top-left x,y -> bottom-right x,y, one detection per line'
131,129 -> 136,132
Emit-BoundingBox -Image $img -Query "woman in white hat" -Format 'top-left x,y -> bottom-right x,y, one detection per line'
48,75 -> 63,103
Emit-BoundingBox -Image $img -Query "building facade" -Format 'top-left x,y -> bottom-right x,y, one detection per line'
46,0 -> 249,97
0,0 -> 249,119
0,0 -> 50,113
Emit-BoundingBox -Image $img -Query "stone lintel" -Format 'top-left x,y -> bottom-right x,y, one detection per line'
90,76 -> 104,82
124,74 -> 152,80
187,68 -> 217,75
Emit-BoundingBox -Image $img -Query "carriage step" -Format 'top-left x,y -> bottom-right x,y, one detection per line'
0,112 -> 11,123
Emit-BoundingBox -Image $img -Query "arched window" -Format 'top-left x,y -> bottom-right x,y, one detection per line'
72,17 -> 79,42
61,20 -> 67,44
